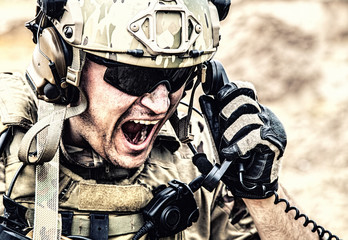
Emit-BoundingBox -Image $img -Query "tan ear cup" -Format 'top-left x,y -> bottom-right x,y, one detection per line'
26,27 -> 67,101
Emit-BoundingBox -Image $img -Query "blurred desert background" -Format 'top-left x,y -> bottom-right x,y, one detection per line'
0,0 -> 347,238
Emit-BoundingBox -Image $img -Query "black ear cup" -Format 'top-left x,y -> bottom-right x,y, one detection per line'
41,0 -> 67,19
211,0 -> 231,21
202,60 -> 229,96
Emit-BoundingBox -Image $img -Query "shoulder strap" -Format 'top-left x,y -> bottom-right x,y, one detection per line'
18,90 -> 87,164
17,90 -> 87,240
32,100 -> 65,240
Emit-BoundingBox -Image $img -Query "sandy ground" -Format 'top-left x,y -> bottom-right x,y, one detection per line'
215,0 -> 348,237
0,0 -> 347,238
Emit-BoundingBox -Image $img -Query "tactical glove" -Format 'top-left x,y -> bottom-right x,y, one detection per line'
199,81 -> 287,199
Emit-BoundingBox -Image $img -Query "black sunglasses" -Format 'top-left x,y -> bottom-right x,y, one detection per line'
87,54 -> 196,96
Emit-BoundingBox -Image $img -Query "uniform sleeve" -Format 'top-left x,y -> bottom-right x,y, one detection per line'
210,184 -> 260,240
0,72 -> 37,129
0,72 -> 38,215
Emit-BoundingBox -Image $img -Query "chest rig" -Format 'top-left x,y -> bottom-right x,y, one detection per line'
0,68 -> 204,240
1,88 -> 197,240
1,53 -> 236,240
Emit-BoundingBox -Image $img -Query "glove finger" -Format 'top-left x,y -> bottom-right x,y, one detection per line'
224,128 -> 280,158
220,95 -> 261,129
222,128 -> 282,183
222,113 -> 263,147
217,81 -> 257,109
259,105 -> 287,158
218,82 -> 260,132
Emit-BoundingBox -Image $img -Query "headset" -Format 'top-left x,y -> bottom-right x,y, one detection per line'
25,0 -> 231,105
25,0 -> 75,104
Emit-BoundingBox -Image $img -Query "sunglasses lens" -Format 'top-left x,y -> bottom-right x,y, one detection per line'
87,54 -> 196,96
103,64 -> 195,96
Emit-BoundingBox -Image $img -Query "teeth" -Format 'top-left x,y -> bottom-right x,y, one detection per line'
139,127 -> 148,143
132,120 -> 159,125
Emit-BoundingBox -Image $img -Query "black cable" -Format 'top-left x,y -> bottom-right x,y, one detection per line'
179,101 -> 203,117
187,142 -> 197,155
272,191 -> 341,240
236,163 -> 341,239
0,127 -> 11,155
3,163 -> 27,222
238,163 -> 256,191
6,164 -> 26,198
0,126 -> 26,198
132,221 -> 154,240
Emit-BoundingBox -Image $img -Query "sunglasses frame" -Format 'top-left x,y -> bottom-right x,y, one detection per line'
86,54 -> 197,96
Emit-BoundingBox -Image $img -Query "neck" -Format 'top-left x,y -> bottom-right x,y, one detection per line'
63,118 -> 89,148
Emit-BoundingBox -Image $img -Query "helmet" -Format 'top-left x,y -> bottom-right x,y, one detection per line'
25,0 -> 229,103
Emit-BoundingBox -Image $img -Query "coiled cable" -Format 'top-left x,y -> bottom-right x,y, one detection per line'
272,191 -> 341,240
132,221 -> 154,240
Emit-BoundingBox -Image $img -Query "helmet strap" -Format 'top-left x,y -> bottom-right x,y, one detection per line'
18,89 -> 87,164
66,48 -> 86,88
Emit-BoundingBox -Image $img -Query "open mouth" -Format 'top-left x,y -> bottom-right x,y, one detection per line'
121,120 -> 159,145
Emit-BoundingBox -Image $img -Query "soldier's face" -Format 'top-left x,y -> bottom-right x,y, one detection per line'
68,60 -> 185,168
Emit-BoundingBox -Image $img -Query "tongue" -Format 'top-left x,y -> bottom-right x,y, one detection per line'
122,121 -> 147,144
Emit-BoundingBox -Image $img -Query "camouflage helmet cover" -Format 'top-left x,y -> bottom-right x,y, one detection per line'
54,0 -> 221,68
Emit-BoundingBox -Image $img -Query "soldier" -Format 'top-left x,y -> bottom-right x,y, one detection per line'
0,0 -> 330,239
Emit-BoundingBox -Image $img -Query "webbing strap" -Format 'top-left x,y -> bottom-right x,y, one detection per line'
18,91 -> 87,164
66,213 -> 144,237
66,48 -> 86,87
33,101 -> 63,240
17,90 -> 87,240
33,145 -> 61,240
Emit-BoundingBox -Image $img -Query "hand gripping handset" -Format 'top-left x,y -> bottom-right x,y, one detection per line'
196,59 -> 341,240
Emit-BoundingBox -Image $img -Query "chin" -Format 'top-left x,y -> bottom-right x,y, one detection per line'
109,152 -> 149,169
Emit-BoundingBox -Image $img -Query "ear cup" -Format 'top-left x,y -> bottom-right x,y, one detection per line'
211,0 -> 231,21
26,26 -> 74,102
29,27 -> 66,86
201,60 -> 229,96
41,0 -> 67,19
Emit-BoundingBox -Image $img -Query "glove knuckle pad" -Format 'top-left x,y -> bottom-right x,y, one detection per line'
221,96 -> 260,119
222,115 -> 262,144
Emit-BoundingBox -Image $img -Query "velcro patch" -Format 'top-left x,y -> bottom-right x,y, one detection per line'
78,182 -> 152,212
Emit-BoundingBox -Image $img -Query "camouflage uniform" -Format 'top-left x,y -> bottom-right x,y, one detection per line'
0,73 -> 259,239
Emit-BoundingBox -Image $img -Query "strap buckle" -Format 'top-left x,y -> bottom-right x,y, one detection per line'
90,213 -> 109,240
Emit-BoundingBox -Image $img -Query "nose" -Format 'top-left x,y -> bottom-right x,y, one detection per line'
140,84 -> 170,115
